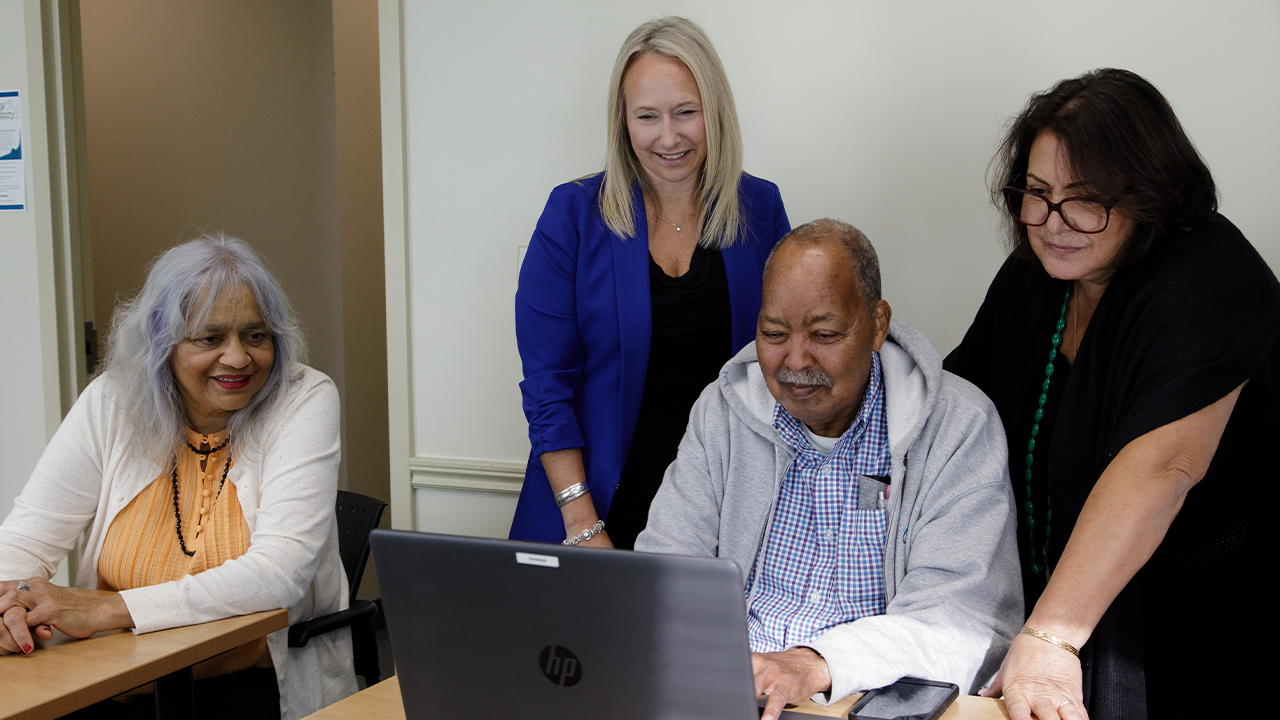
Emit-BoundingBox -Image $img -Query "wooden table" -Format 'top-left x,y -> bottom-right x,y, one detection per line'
305,676 -> 1010,719
0,608 -> 288,720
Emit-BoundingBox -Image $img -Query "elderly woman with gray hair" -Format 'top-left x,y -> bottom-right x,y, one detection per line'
0,234 -> 356,719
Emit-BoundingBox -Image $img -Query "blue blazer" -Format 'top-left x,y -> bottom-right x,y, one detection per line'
510,172 -> 790,542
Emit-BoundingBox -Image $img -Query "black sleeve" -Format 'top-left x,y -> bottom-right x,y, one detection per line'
1101,217 -> 1280,455
944,255 -> 1026,393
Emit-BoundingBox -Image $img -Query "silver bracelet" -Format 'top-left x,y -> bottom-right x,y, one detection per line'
563,520 -> 605,546
554,482 -> 590,508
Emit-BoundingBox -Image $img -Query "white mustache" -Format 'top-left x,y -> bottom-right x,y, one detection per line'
777,367 -> 832,388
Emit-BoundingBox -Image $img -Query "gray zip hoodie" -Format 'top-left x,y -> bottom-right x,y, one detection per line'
636,320 -> 1022,700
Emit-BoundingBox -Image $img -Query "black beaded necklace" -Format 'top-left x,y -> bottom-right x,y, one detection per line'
172,436 -> 231,557
1024,285 -> 1071,577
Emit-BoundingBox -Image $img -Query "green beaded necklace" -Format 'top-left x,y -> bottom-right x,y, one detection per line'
1025,284 -> 1071,577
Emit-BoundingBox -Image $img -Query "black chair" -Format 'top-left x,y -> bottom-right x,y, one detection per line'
288,490 -> 388,686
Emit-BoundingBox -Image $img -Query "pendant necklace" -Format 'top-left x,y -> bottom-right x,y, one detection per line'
1024,284 -> 1070,577
654,208 -> 694,232
172,436 -> 231,557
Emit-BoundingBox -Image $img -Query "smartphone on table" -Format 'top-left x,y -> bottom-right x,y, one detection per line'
847,677 -> 959,720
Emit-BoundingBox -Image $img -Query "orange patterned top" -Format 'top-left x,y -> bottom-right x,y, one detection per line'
98,427 -> 271,681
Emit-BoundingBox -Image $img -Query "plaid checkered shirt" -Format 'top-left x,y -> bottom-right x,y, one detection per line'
746,351 -> 892,652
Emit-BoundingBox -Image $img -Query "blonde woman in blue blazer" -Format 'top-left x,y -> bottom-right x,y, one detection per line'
510,17 -> 789,548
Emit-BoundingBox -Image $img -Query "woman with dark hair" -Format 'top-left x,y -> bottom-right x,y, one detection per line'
946,68 -> 1279,719
510,16 -> 789,549
0,234 -> 355,719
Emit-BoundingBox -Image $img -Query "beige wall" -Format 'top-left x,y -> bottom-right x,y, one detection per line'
81,1 -> 346,412
333,0 -> 389,597
79,0 -> 388,595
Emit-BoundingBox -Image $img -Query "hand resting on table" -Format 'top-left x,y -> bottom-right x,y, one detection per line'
0,577 -> 133,654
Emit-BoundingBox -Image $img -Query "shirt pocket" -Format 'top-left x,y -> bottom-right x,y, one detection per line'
835,507 -> 888,619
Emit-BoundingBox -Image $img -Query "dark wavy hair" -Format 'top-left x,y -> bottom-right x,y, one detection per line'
992,68 -> 1218,267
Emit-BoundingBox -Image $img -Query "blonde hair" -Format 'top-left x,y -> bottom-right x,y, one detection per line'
601,16 -> 745,247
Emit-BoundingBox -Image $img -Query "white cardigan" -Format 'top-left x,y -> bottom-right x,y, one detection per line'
0,365 -> 357,719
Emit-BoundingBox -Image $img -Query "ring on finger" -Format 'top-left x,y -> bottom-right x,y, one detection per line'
16,581 -> 30,591
1057,699 -> 1073,709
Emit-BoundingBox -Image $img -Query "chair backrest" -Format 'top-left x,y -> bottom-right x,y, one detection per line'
335,490 -> 388,604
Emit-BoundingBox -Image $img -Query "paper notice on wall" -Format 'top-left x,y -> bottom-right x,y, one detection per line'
0,90 -> 25,212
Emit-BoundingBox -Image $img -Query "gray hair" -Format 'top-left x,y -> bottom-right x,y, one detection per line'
100,233 -> 307,463
765,219 -> 882,309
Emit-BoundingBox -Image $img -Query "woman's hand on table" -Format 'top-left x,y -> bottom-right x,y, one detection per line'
0,577 -> 133,653
982,632 -> 1087,720
0,580 -> 51,654
1,578 -> 54,654
0,613 -> 51,654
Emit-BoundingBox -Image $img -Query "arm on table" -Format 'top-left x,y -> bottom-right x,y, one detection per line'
0,580 -> 131,653
0,379 -> 110,581
0,379 -> 117,653
805,384 -> 1022,702
988,383 -> 1243,720
754,648 -> 832,720
4,375 -> 343,645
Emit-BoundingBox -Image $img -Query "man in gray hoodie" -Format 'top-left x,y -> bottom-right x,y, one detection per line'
636,219 -> 1021,719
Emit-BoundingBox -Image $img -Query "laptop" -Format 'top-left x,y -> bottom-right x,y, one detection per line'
371,529 -> 810,720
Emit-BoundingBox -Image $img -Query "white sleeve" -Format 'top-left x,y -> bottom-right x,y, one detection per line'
806,483 -> 1020,697
0,380 -> 110,581
806,387 -> 1021,698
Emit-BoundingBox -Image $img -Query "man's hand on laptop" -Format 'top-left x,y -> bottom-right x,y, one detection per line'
752,647 -> 832,720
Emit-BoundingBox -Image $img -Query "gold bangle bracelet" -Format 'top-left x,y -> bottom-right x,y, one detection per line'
1020,626 -> 1080,657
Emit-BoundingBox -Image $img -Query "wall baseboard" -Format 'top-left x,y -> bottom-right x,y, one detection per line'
409,455 -> 525,496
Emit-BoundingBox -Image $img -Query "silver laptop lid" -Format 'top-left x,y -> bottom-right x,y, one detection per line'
372,529 -> 759,720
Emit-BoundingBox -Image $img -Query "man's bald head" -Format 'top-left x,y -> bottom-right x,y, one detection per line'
764,219 -> 882,310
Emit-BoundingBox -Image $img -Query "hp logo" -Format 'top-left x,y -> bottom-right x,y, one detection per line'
538,645 -> 582,687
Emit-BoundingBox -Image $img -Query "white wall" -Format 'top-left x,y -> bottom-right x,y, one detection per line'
0,0 -> 73,584
396,0 -> 1280,532
0,0 -> 57,518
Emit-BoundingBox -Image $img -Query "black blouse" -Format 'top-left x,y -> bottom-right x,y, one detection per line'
606,244 -> 733,550
945,215 -> 1280,719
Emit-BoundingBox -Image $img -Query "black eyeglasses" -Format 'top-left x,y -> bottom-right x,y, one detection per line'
1002,186 -> 1113,234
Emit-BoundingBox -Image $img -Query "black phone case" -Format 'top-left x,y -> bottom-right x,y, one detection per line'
847,677 -> 960,720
